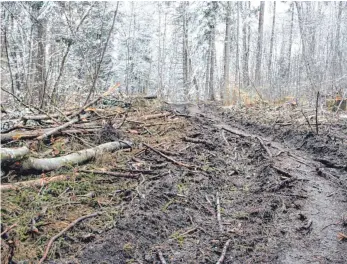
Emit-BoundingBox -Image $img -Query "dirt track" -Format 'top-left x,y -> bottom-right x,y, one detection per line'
61,104 -> 347,263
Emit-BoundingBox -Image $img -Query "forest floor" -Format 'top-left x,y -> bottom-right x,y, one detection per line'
1,98 -> 347,264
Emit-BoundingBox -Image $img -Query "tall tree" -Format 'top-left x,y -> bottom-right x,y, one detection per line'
255,1 -> 265,86
268,2 -> 276,85
223,1 -> 231,104
242,2 -> 250,88
182,1 -> 189,100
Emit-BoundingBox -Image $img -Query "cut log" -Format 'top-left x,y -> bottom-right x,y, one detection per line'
1,128 -> 99,143
0,146 -> 29,163
21,141 -> 132,171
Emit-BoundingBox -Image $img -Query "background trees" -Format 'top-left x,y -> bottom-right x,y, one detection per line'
1,1 -> 346,108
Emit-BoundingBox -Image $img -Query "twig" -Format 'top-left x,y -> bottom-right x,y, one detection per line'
1,88 -> 61,124
143,143 -> 197,169
221,130 -> 230,147
216,239 -> 232,264
158,251 -> 167,264
216,192 -> 223,232
38,212 -> 101,264
271,165 -> 294,178
256,136 -> 272,158
79,169 -> 140,178
183,136 -> 214,148
337,232 -> 347,241
315,91 -> 319,135
1,223 -> 17,236
1,175 -> 71,191
299,108 -> 313,133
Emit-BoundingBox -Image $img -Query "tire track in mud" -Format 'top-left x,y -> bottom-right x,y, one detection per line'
210,106 -> 347,264
73,105 -> 346,264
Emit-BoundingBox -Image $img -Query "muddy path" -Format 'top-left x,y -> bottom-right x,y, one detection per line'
72,104 -> 346,264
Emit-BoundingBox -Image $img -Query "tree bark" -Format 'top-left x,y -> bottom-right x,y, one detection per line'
21,141 -> 132,171
242,2 -> 250,88
255,1 -> 265,86
84,3 -> 119,104
0,146 -> 30,163
223,2 -> 231,104
268,2 -> 276,84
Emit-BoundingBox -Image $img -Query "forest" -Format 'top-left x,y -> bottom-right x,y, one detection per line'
1,1 -> 346,263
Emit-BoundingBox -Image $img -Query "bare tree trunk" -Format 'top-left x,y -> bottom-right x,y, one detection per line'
209,25 -> 216,101
268,2 -> 276,85
235,2 -> 240,102
255,1 -> 265,86
182,1 -> 189,100
223,1 -> 231,104
287,3 -> 294,83
3,23 -> 15,94
334,1 -> 343,80
205,41 -> 211,100
242,2 -> 250,88
84,3 -> 119,104
295,2 -> 316,93
31,2 -> 46,106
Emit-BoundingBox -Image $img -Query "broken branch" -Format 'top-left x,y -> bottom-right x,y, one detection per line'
79,169 -> 140,178
38,212 -> 101,264
1,175 -> 71,191
216,239 -> 232,264
143,143 -> 196,169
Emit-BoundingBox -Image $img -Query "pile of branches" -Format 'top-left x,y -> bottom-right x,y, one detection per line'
0,88 -> 166,191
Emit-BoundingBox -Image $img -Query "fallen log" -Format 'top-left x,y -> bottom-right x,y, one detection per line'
21,141 -> 132,171
0,146 -> 29,163
0,174 -> 71,191
1,128 -> 99,143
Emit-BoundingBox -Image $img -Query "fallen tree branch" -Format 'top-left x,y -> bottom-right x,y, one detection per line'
127,112 -> 171,123
183,136 -> 214,148
300,109 -> 313,133
216,192 -> 223,232
36,117 -> 81,141
1,223 -> 17,236
216,239 -> 232,264
21,141 -> 132,171
22,112 -> 73,122
37,84 -> 119,141
0,175 -> 71,191
256,136 -> 272,158
0,146 -> 29,163
1,128 -> 99,143
38,212 -> 101,264
215,124 -> 252,138
79,169 -> 140,178
157,250 -> 167,264
143,143 -> 196,169
314,158 -> 347,170
271,165 -> 294,178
